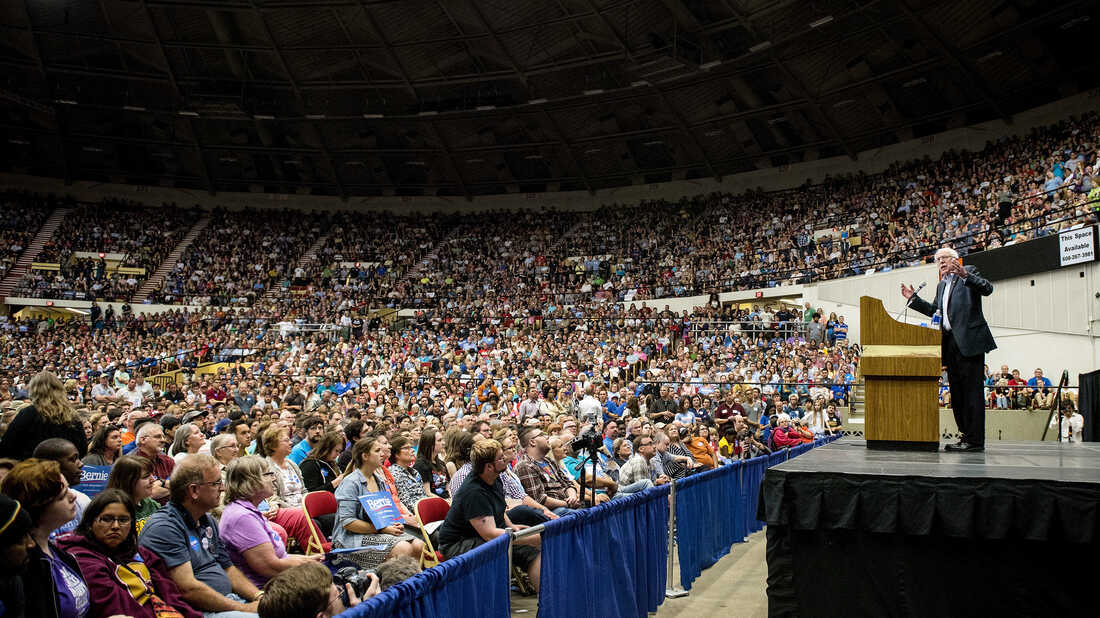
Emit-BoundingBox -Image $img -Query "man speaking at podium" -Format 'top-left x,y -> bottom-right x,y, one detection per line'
901,247 -> 996,452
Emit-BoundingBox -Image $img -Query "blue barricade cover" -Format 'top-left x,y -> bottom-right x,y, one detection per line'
339,532 -> 511,618
674,461 -> 743,590
538,484 -> 670,618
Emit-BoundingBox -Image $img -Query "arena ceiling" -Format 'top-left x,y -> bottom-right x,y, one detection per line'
0,0 -> 1097,199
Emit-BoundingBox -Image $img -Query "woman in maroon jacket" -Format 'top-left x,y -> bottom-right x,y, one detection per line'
56,489 -> 200,618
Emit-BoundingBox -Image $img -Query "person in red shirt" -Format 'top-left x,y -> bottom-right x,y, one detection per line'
205,379 -> 229,403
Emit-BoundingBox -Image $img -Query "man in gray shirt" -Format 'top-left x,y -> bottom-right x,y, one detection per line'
806,313 -> 825,344
517,387 -> 541,424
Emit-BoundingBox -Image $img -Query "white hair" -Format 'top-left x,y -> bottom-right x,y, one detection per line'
137,421 -> 165,439
934,247 -> 959,260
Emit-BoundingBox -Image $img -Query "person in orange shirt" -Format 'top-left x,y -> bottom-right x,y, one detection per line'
683,425 -> 716,469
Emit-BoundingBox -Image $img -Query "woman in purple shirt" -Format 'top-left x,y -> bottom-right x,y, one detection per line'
218,455 -> 321,587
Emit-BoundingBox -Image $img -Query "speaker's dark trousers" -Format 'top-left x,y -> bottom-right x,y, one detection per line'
943,331 -> 986,446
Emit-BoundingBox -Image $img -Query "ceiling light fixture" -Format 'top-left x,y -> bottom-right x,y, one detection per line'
902,77 -> 927,88
123,105 -> 146,112
253,114 -> 275,119
749,41 -> 772,53
305,114 -> 326,120
527,98 -> 548,104
476,105 -> 496,111
178,110 -> 200,117
583,89 -> 604,95
363,113 -> 384,118
700,60 -> 721,70
976,50 -> 1003,63
809,16 -> 834,28
54,99 -> 78,105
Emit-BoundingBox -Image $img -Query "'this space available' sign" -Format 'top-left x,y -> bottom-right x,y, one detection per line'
1059,226 -> 1096,267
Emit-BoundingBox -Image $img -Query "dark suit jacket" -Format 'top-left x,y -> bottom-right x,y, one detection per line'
909,265 -> 997,357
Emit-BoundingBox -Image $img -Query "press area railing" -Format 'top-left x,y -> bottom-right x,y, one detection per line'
338,434 -> 841,618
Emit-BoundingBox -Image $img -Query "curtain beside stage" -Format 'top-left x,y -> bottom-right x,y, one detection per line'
761,463 -> 1100,617
1079,369 -> 1099,442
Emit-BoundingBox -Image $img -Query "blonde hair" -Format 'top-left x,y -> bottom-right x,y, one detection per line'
223,455 -> 270,504
29,371 -> 79,425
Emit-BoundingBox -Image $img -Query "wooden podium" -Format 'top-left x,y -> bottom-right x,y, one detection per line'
859,296 -> 942,450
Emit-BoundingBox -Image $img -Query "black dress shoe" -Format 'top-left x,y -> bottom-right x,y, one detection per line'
945,442 -> 984,452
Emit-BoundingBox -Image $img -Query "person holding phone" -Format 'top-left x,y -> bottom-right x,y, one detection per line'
901,247 -> 996,452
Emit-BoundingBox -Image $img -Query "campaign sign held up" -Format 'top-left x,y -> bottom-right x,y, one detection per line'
75,466 -> 112,497
358,491 -> 403,529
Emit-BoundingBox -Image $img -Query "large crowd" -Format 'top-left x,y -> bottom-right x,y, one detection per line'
1,112 -> 1096,311
13,199 -> 196,301
146,209 -> 329,307
0,295 -> 859,616
0,191 -> 57,281
0,109 -> 1097,618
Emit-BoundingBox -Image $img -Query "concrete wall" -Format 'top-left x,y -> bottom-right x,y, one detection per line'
6,297 -> 213,317
2,89 -> 1097,214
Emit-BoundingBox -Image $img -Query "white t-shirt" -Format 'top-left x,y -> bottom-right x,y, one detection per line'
577,395 -> 602,423
1050,413 -> 1084,442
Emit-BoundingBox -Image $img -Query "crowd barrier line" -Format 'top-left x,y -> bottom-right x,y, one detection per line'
336,435 -> 841,618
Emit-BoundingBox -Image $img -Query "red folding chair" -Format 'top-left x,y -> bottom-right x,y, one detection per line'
414,496 -> 450,568
301,491 -> 337,556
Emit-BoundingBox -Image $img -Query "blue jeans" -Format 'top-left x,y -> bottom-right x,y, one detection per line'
203,593 -> 257,618
552,506 -> 578,516
615,479 -> 654,498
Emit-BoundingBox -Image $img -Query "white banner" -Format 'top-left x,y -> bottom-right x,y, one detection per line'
1059,226 -> 1096,266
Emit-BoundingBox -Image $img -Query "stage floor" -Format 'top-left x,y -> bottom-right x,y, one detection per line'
770,438 -> 1100,484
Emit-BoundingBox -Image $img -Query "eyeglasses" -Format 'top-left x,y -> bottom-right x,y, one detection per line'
95,516 -> 132,527
193,479 -> 225,488
262,471 -> 277,478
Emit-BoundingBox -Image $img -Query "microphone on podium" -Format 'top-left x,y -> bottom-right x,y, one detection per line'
906,281 -> 927,306
898,281 -> 927,322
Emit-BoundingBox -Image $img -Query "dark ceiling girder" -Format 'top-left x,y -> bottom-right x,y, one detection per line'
538,108 -> 594,194
138,0 -> 216,195
9,0 -> 1089,194
353,0 -> 472,197
716,0 -> 857,160
19,0 -> 71,184
424,120 -> 471,200
246,0 -> 347,199
579,0 -> 720,179
456,0 -> 597,193
141,0 -> 642,36
61,95 -> 999,191
462,0 -> 529,87
355,0 -> 418,100
432,0 -> 493,83
892,0 -> 1012,123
